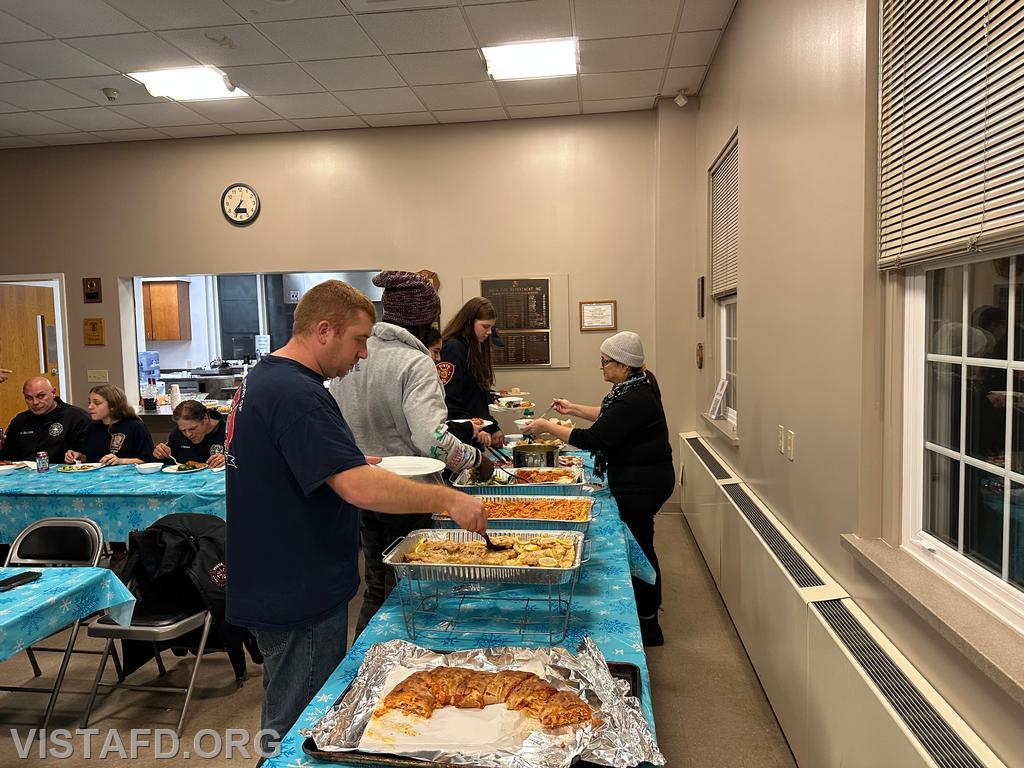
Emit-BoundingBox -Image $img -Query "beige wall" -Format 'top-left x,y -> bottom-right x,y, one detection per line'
0,113 -> 663,423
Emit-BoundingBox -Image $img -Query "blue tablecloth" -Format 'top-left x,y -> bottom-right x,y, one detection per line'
0,464 -> 225,542
0,566 -> 135,661
264,463 -> 659,768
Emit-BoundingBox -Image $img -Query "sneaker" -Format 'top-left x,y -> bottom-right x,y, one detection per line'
640,616 -> 664,647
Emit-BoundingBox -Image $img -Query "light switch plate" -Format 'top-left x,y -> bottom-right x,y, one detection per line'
786,430 -> 796,461
777,425 -> 785,454
87,369 -> 108,383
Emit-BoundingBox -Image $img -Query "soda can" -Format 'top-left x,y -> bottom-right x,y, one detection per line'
36,451 -> 49,473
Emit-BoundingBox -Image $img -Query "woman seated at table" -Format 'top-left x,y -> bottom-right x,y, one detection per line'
152,400 -> 226,468
65,384 -> 154,466
520,331 -> 673,647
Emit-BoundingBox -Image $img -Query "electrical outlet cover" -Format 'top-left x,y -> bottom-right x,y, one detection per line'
786,430 -> 796,461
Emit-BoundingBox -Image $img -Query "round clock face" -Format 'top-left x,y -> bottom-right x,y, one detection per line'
221,183 -> 260,226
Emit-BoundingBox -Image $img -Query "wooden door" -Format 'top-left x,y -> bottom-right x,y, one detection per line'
0,284 -> 59,427
142,281 -> 191,341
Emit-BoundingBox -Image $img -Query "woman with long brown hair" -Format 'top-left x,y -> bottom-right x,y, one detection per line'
65,384 -> 154,465
438,297 -> 503,447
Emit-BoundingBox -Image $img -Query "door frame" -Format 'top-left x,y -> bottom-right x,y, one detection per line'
0,273 -> 71,402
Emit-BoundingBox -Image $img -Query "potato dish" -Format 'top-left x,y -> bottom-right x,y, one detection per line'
402,535 -> 575,568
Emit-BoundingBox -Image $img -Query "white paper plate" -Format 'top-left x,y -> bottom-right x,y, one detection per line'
451,418 -> 494,428
375,456 -> 446,477
162,465 -> 206,474
56,463 -> 103,473
491,390 -> 530,397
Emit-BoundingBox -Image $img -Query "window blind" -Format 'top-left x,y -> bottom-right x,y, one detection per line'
710,137 -> 739,296
879,0 -> 1024,269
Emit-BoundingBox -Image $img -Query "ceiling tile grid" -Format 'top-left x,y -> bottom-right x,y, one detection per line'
0,0 -> 736,148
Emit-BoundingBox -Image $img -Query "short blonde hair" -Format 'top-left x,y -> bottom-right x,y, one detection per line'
292,280 -> 376,336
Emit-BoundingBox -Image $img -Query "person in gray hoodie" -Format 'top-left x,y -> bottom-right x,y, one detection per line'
330,270 -> 494,634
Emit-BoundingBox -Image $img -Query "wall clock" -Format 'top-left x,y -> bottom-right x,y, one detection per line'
221,183 -> 260,226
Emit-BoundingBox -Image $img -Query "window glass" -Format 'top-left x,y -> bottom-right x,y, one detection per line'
924,449 -> 959,548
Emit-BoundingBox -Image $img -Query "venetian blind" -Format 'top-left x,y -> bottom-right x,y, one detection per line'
710,137 -> 739,296
879,0 -> 1024,269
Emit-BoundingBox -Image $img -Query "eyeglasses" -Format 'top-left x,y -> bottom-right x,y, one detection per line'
599,358 -> 613,368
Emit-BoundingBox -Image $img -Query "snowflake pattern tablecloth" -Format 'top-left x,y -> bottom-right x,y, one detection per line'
264,458 -> 659,768
0,464 -> 225,542
0,566 -> 135,662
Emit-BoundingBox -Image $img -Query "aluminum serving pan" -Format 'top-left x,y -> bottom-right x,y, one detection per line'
383,528 -> 587,587
452,466 -> 585,496
432,495 -> 594,534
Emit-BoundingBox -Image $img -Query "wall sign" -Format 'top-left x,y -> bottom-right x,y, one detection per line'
481,278 -> 551,366
83,277 -> 102,304
83,318 -> 105,346
579,300 -> 617,332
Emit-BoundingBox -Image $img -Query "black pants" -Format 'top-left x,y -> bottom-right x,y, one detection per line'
356,510 -> 432,635
611,466 -> 675,619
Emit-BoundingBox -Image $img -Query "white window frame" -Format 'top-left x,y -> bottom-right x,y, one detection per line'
903,249 -> 1024,635
719,294 -> 737,425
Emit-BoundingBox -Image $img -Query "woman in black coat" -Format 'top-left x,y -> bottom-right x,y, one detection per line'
521,331 -> 673,646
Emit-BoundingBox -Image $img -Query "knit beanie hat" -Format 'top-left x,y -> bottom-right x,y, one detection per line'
600,331 -> 645,368
372,270 -> 440,326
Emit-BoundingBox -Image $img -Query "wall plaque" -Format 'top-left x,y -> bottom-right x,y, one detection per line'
83,318 -> 105,346
482,278 -> 551,366
83,277 -> 102,304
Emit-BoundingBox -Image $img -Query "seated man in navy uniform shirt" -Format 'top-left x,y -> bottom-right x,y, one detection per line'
0,376 -> 89,464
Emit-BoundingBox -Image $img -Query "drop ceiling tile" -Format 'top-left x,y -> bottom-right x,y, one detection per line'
258,92 -> 352,118
0,135 -> 42,147
582,96 -> 654,113
415,81 -> 500,110
390,50 -> 487,86
38,106 -> 143,131
507,101 -> 578,118
257,16 -> 377,60
335,86 -> 422,114
0,10 -> 47,43
0,110 -> 77,133
223,0 -> 349,22
662,65 -> 705,94
67,33 -> 198,72
92,127 -> 169,141
111,102 -> 212,126
221,63 -> 323,95
0,0 -> 143,37
0,40 -> 115,79
0,61 -> 31,82
496,75 -> 577,106
226,119 -> 296,133
362,111 -> 436,127
679,0 -> 734,31
160,123 -> 234,137
103,0 -> 243,31
359,9 -> 475,54
0,80 -> 93,109
161,25 -> 288,67
347,0 -> 455,10
34,132 -> 106,145
435,107 -> 506,123
49,74 -> 163,105
186,97 -> 280,122
579,35 -> 671,74
574,0 -> 681,39
302,57 -> 402,90
670,30 -> 720,67
464,0 -> 570,46
292,115 -> 365,130
581,70 -> 661,100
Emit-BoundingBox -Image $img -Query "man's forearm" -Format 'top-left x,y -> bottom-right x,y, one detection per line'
328,465 -> 457,514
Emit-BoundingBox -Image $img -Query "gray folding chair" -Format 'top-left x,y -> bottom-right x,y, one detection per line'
1,516 -> 112,729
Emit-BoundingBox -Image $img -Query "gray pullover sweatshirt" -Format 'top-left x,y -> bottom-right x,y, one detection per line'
329,322 -> 480,472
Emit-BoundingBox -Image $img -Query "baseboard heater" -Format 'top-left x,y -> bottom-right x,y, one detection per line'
679,432 -> 1007,768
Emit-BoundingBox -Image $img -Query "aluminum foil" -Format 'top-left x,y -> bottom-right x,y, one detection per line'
302,636 -> 664,767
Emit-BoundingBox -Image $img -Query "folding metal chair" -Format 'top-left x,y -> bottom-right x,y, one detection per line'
1,516 -> 113,729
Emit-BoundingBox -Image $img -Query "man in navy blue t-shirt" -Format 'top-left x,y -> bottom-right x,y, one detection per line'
225,280 -> 486,750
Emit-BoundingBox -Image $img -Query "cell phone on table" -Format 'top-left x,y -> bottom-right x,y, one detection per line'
0,571 -> 41,592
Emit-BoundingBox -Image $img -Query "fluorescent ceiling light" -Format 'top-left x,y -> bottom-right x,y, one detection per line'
126,67 -> 248,101
481,39 -> 577,81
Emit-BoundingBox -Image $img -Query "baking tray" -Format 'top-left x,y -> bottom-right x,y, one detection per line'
432,495 -> 594,534
301,661 -> 642,768
452,467 -> 585,496
383,529 -> 587,587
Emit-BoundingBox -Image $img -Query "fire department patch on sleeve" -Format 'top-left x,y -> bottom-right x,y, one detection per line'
437,361 -> 455,386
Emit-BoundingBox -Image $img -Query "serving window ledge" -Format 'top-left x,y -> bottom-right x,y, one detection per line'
842,534 -> 1024,707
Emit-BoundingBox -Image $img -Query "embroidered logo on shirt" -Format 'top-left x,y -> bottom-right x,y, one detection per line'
210,444 -> 224,455
109,433 -> 125,452
437,361 -> 455,385
209,561 -> 227,587
48,423 -> 64,437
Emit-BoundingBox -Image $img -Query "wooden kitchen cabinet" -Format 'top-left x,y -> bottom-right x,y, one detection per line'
142,281 -> 192,341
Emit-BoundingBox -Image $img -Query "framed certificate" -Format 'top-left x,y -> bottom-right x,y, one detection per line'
83,318 -> 105,346
579,300 -> 617,332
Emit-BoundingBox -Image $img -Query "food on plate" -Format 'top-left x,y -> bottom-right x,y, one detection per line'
176,460 -> 207,472
558,455 -> 584,468
501,400 -> 535,409
374,667 -> 592,728
0,460 -> 18,466
57,464 -> 96,472
514,438 -> 563,448
495,387 -> 524,396
438,498 -> 590,521
402,535 -> 575,568
469,417 -> 485,426
551,418 -> 573,428
514,468 -> 578,484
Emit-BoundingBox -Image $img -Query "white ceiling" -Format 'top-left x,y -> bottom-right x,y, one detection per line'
0,0 -> 736,149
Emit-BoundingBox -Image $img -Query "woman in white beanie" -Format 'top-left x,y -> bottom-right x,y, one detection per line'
522,331 -> 674,646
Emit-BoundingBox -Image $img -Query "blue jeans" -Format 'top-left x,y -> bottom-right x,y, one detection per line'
251,609 -> 348,752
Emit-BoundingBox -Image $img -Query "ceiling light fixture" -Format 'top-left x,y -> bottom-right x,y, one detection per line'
481,39 -> 578,81
126,67 -> 248,101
